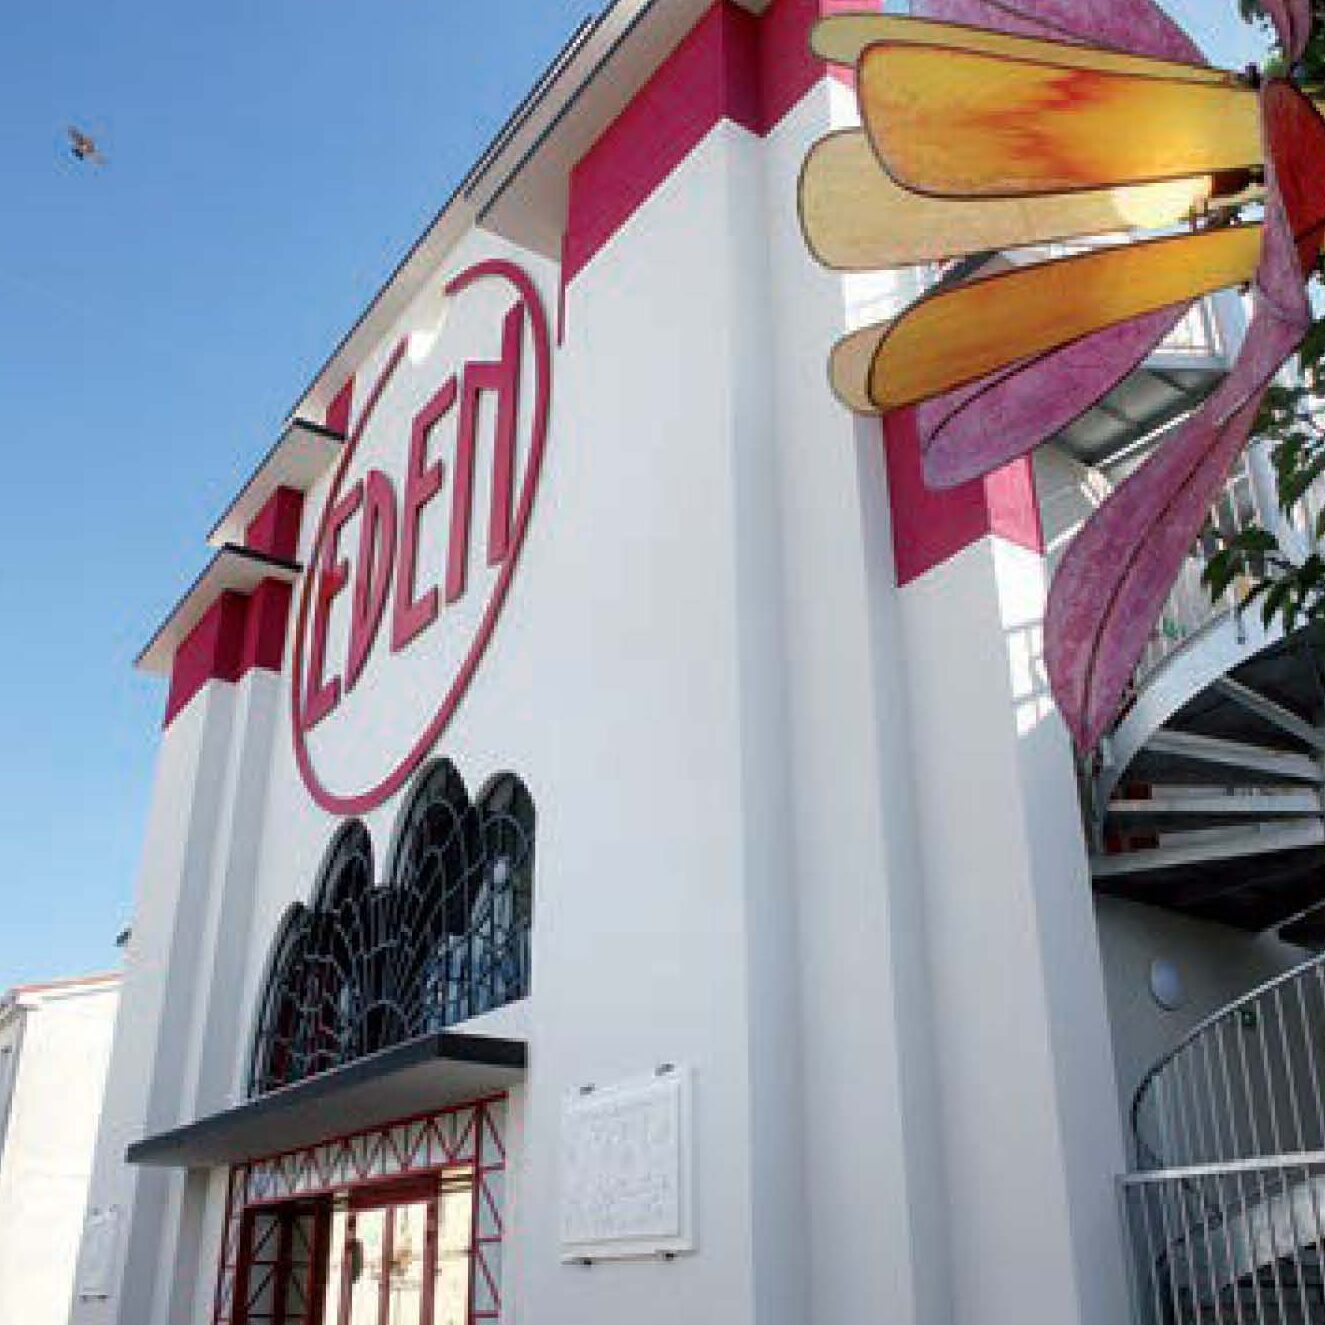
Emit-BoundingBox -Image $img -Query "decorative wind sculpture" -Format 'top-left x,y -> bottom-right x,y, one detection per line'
800,0 -> 1325,751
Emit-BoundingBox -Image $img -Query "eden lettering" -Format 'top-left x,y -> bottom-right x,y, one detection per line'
291,256 -> 552,815
302,297 -> 528,732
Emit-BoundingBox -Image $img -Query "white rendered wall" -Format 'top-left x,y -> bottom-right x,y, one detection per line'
70,686 -> 236,1325
897,536 -> 1130,1325
81,22 -> 1172,1325
245,130 -> 770,1325
0,983 -> 117,1325
0,1006 -> 22,1163
760,79 -> 950,1325
205,79 -> 941,1325
72,665 -> 290,1325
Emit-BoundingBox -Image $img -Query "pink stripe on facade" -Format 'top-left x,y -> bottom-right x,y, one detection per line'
563,0 -> 858,288
244,486 -> 304,562
242,579 -> 295,677
164,592 -> 249,725
164,578 -> 298,727
564,0 -> 1040,588
164,403 -> 332,725
884,410 -> 1044,588
759,0 -> 860,131
563,4 -> 760,287
325,378 -> 354,438
164,488 -> 305,727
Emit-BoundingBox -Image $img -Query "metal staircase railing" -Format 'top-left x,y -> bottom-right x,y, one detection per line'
1121,950 -> 1325,1323
1133,456 -> 1261,688
1127,441 -> 1325,695
1087,444 -> 1325,922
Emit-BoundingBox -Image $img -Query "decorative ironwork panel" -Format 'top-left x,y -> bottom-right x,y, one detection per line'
248,760 -> 534,1097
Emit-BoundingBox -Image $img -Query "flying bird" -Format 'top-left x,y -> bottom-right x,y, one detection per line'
67,127 -> 106,166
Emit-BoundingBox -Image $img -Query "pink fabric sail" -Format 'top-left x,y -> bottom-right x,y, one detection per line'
1044,319 -> 1298,750
915,0 -> 1207,64
916,303 -> 1192,490
1044,104 -> 1312,751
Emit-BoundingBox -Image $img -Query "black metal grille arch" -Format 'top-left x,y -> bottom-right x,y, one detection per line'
248,761 -> 534,1098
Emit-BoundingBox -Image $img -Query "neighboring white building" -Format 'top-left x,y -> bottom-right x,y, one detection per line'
0,974 -> 119,1325
67,3 -> 1325,1325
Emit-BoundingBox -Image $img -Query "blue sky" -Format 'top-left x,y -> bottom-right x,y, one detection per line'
0,1 -> 1271,988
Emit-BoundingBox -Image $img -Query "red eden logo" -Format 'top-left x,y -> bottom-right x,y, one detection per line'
291,259 -> 552,813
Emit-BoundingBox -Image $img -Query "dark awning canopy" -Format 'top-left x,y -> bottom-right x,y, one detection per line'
126,1032 -> 526,1169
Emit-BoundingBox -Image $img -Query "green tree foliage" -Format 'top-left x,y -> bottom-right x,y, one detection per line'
1238,2 -> 1325,87
1200,3 -> 1325,634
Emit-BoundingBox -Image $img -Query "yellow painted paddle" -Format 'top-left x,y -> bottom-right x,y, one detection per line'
833,224 -> 1264,411
799,130 -> 1254,270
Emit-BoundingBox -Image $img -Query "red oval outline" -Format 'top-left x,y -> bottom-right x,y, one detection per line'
291,258 -> 552,814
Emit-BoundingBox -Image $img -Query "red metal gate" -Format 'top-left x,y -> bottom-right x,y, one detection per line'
212,1096 -> 506,1325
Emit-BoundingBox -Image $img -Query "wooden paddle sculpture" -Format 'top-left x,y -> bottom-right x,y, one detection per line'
800,0 -> 1323,751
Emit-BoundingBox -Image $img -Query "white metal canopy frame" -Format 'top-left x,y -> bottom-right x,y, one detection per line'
248,760 -> 535,1098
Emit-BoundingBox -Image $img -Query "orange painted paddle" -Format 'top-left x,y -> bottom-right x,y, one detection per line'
859,43 -> 1262,199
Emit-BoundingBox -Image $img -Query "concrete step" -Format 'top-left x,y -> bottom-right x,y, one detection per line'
1213,677 -> 1325,753
1092,818 -> 1325,879
1136,729 -> 1323,786
1107,789 -> 1322,832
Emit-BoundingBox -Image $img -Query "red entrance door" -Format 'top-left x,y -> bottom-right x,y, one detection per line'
236,1173 -> 474,1325
322,1175 -> 474,1325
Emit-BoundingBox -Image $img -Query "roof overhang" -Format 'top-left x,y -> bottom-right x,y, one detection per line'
207,419 -> 344,549
126,1032 -> 527,1169
135,545 -> 301,675
292,0 -> 770,425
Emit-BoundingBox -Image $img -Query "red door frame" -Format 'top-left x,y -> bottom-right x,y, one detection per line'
213,1098 -> 505,1325
239,1174 -> 455,1325
233,1202 -> 332,1325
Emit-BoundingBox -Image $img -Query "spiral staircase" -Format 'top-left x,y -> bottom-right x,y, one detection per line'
1122,949 -> 1325,1324
1076,294 -> 1325,945
1059,289 -> 1325,1321
1091,607 -> 1325,944
1097,457 -> 1325,1320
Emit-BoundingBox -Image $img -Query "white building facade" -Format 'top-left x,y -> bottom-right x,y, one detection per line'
72,4 -> 1325,1325
0,974 -> 119,1325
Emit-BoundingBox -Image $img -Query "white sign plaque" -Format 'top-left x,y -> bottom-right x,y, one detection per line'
560,1067 -> 694,1260
77,1206 -> 121,1300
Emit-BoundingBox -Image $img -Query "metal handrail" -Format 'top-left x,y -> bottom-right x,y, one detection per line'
1134,952 -> 1325,1141
1119,1156 -> 1325,1324
1125,1150 -> 1325,1184
1131,947 -> 1325,1173
1132,457 -> 1260,687
1123,954 -> 1325,1321
1130,442 -> 1325,692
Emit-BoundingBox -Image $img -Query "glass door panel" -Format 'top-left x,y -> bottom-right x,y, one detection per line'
236,1204 -> 326,1325
311,1176 -> 478,1325
433,1178 -> 473,1325
322,1208 -> 349,1325
348,1207 -> 387,1325
385,1201 -> 427,1325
